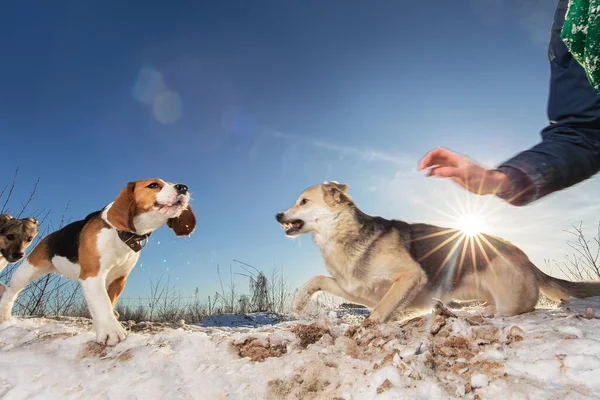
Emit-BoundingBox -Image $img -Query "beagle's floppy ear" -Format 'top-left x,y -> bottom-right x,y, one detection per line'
107,182 -> 137,232
167,204 -> 196,236
321,181 -> 350,204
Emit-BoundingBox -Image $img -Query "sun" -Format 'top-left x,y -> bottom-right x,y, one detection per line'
456,213 -> 487,236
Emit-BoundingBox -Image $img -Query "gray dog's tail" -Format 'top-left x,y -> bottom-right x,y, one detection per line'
532,263 -> 600,300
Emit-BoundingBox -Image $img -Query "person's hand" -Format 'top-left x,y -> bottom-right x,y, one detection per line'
419,147 -> 510,195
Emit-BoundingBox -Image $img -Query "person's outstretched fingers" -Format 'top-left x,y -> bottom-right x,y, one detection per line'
419,147 -> 462,170
427,166 -> 463,178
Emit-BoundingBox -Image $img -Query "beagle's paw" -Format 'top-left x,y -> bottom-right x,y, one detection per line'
95,319 -> 127,346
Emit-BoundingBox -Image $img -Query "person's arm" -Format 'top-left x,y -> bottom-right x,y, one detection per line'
420,0 -> 600,206
495,0 -> 600,206
419,126 -> 600,207
419,124 -> 600,206
495,126 -> 600,206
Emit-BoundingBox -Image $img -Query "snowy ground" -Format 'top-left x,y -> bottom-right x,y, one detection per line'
1,298 -> 600,400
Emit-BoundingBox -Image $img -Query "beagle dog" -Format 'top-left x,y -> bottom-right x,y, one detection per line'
0,179 -> 196,346
0,214 -> 39,273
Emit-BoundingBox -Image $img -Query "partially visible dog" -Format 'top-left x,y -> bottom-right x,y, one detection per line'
276,181 -> 600,323
0,179 -> 196,345
0,214 -> 39,273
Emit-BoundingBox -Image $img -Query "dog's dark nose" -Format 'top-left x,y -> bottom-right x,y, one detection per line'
276,213 -> 284,222
12,252 -> 23,260
175,184 -> 188,194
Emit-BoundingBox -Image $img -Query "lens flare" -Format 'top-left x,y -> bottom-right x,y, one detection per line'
456,213 -> 487,236
401,180 -> 530,287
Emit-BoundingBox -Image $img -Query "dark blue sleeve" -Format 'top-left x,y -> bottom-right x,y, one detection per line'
494,0 -> 600,206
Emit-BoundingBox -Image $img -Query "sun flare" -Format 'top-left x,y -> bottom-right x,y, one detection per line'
456,213 -> 487,236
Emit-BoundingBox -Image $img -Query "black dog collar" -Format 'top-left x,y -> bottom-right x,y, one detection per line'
117,230 -> 151,253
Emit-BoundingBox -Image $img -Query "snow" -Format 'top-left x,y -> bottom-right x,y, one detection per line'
470,373 -> 489,388
1,298 -> 600,399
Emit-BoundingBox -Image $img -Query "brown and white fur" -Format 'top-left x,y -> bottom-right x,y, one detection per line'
0,179 -> 196,345
276,181 -> 600,323
0,214 -> 39,276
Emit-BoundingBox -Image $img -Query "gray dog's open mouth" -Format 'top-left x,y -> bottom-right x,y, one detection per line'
0,250 -> 21,263
281,219 -> 304,235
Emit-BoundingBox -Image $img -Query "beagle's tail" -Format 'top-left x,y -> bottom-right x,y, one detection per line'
532,263 -> 600,300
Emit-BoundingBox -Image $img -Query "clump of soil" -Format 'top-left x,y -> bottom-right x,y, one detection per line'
233,323 -> 331,363
355,301 -> 515,397
267,367 -> 331,400
117,349 -> 134,362
36,332 -> 78,342
421,302 -> 509,397
290,323 -> 331,348
376,378 -> 393,394
233,337 -> 287,362
234,300 -> 527,398
78,342 -> 109,359
77,342 -> 136,363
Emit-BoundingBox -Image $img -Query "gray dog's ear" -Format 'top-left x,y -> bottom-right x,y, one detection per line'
0,214 -> 14,233
0,214 -> 14,223
322,181 -> 350,203
22,217 -> 38,226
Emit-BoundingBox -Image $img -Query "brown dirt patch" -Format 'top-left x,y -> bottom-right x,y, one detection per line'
234,301 -> 517,397
426,314 -> 506,396
77,342 -> 135,363
373,352 -> 396,370
290,323 -> 331,348
117,349 -> 134,362
376,378 -> 393,394
37,332 -> 78,342
400,315 -> 426,329
266,367 -> 331,400
233,337 -> 287,362
506,325 -> 525,344
78,342 -> 109,359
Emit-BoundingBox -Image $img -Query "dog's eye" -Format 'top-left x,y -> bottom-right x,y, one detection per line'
299,198 -> 308,206
27,237 -> 33,242
147,182 -> 160,189
6,234 -> 14,241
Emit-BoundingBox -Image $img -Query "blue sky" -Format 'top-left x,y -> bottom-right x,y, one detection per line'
1,0 -> 599,301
